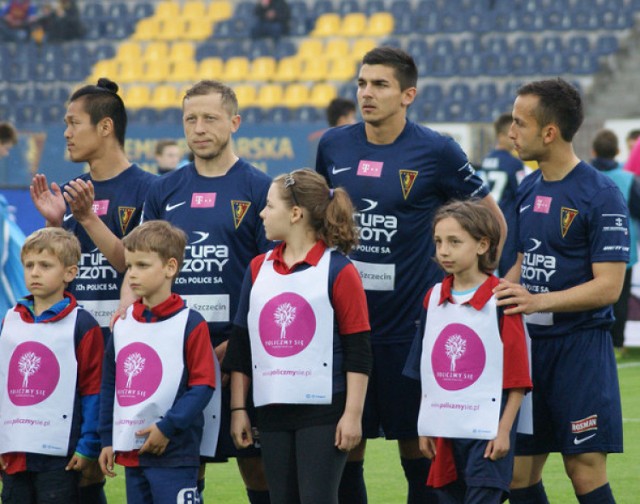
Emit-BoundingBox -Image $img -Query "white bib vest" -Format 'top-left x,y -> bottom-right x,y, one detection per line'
112,307 -> 220,453
248,249 -> 334,406
418,284 -> 503,440
0,308 -> 78,456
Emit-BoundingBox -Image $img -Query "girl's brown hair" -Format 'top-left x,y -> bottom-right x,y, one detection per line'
274,169 -> 359,254
432,199 -> 500,274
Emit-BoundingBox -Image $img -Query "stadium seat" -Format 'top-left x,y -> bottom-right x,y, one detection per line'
540,36 -> 563,54
566,53 -> 598,75
455,54 -> 482,77
234,1 -> 255,19
324,39 -> 350,59
88,59 -> 118,84
458,37 -> 482,56
475,82 -> 498,102
567,36 -> 590,54
207,1 -> 233,21
273,57 -> 302,82
484,36 -> 509,55
168,60 -> 197,82
182,1 -> 207,20
118,61 -> 145,84
338,0 -> 361,16
64,44 -> 90,65
311,13 -> 341,37
364,12 -> 394,37
116,41 -> 142,63
129,107 -> 158,125
186,18 -> 214,41
294,106 -> 322,122
298,39 -> 324,60
103,19 -> 134,39
308,83 -> 337,107
233,84 -> 258,107
393,12 -> 415,35
143,42 -> 169,63
93,43 -> 116,61
16,104 -> 43,126
432,39 -> 454,57
407,39 -> 429,59
264,106 -> 291,123
328,58 -> 357,81
274,40 -> 297,59
42,103 -> 66,125
249,57 -> 277,82
352,39 -> 377,61
595,35 -> 619,55
257,84 -> 284,108
248,39 -> 275,59
300,58 -> 329,81
132,18 -> 160,41
132,2 -> 154,19
420,84 -> 443,103
390,0 -> 412,19
311,0 -> 334,19
538,53 -> 565,74
151,85 -> 180,109
340,13 -> 367,37
481,53 -> 509,77
430,54 -> 456,77
224,57 -> 250,82
108,2 -> 129,19
169,42 -> 196,62
82,3 -> 105,20
240,106 -> 264,123
283,83 -> 310,108
448,83 -> 471,102
364,0 -> 386,16
510,53 -> 537,76
125,86 -> 151,109
198,57 -> 224,78
512,36 -> 536,56
157,108 -> 183,123
155,1 -> 181,19
157,18 -> 187,41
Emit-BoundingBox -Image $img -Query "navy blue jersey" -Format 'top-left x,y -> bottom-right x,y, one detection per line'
516,161 -> 630,338
316,121 -> 488,343
143,160 -> 271,341
479,149 -> 527,275
63,164 -> 154,328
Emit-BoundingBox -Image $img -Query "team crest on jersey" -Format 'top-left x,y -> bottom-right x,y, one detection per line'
232,200 -> 251,229
118,207 -> 136,235
399,170 -> 418,200
560,207 -> 578,237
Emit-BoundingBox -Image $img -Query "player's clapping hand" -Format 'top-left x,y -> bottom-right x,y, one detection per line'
63,178 -> 95,225
494,279 -> 540,315
30,174 -> 66,226
419,436 -> 437,459
136,424 -> 170,456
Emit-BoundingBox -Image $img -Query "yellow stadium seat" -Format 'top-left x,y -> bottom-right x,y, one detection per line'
168,42 -> 195,62
340,13 -> 367,37
324,38 -> 350,59
328,58 -> 356,81
208,1 -> 233,21
141,60 -> 170,83
182,1 -> 206,20
125,85 -> 151,109
87,59 -> 118,84
157,18 -> 187,41
224,57 -> 250,82
116,41 -> 142,63
234,84 -> 258,107
273,56 -> 301,82
366,12 -> 394,36
311,13 -> 341,37
198,57 -> 224,78
185,18 -> 213,41
249,56 -> 277,82
257,84 -> 283,108
151,85 -> 180,109
308,83 -> 336,107
283,83 -> 310,108
168,60 -> 197,82
297,39 -> 324,60
352,38 -> 377,61
300,58 -> 329,82
117,61 -> 144,84
132,18 -> 160,41
143,41 -> 169,63
155,1 -> 181,19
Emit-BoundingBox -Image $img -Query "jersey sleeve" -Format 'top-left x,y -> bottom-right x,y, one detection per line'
436,138 -> 488,200
332,261 -> 370,335
142,178 -> 163,221
315,136 -> 330,184
75,310 -> 104,396
185,314 -> 216,388
589,186 -> 631,263
499,312 -> 532,391
253,179 -> 272,254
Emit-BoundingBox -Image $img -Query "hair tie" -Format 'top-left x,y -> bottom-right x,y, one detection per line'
328,188 -> 334,200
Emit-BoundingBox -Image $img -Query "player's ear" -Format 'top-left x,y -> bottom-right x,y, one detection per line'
165,257 -> 179,278
477,237 -> 489,256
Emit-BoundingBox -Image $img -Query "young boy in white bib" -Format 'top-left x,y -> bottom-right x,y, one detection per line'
98,220 -> 218,504
404,200 -> 532,504
0,227 -> 104,503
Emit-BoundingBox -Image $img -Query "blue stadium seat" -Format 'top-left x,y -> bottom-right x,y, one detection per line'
503,81 -> 526,98
92,43 -> 116,61
157,108 -> 183,124
475,82 -> 498,102
432,39 -> 454,57
339,0 -> 361,15
407,39 -> 429,60
510,53 -> 537,76
420,83 -> 443,103
240,106 -> 265,123
196,43 -> 222,60
600,9 -> 633,29
481,53 -> 509,77
543,9 -> 567,30
249,39 -> 275,59
311,0 -> 334,19
381,37 -> 403,49
42,103 -> 66,125
566,54 -> 598,75
512,36 -> 536,56
413,54 -> 432,76
16,104 -> 44,126
458,37 -> 482,56
265,106 -> 291,123
364,0 -> 386,16
595,35 -> 619,55
393,12 -> 415,35
103,19 -> 133,40
235,2 -> 255,19
430,55 -> 455,77
7,61 -> 30,83
440,12 -> 464,33
455,54 -> 482,77
448,83 -> 471,102
289,1 -> 308,20
82,3 -> 106,20
469,99 -> 493,122
0,87 -> 17,106
484,36 -> 509,55
573,9 -> 599,29
538,53 -> 565,74
33,61 -> 57,82
465,10 -> 493,33
132,2 -> 154,19
294,106 -> 322,122
83,21 -> 104,40
0,104 -> 16,124
414,12 -> 440,33
540,36 -> 563,54
64,44 -> 90,65
274,40 -> 296,59
129,108 -> 158,125
212,20 -> 231,38
390,0 -> 412,19
567,36 -> 590,54
108,2 -> 129,19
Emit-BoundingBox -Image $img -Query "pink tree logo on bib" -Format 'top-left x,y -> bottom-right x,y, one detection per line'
116,343 -> 162,406
259,293 -> 316,357
7,342 -> 59,406
432,323 -> 485,391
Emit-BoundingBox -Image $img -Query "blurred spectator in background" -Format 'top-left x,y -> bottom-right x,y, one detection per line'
327,98 -> 357,127
0,0 -> 38,41
0,122 -> 27,314
591,129 -> 640,359
155,139 -> 182,175
624,128 -> 640,175
39,0 -> 85,42
251,0 -> 290,40
626,129 -> 640,155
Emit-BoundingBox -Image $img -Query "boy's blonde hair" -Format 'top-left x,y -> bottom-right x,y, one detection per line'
122,220 -> 187,275
21,228 -> 81,267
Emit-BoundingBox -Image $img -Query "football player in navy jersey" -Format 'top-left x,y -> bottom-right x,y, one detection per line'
494,79 -> 627,504
30,78 -> 156,504
479,113 -> 529,276
143,80 -> 272,504
316,46 -> 506,504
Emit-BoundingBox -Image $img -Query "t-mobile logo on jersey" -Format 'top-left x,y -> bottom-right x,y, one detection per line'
357,160 -> 383,177
534,195 -> 552,214
191,193 -> 216,208
92,200 -> 109,216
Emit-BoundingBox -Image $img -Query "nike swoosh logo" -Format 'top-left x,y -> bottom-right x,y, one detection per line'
165,202 -> 186,212
573,433 -> 596,445
63,213 -> 73,222
332,166 -> 352,175
519,205 -> 531,213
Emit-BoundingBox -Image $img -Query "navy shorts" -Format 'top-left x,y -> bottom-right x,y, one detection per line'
1,469 -> 79,503
515,329 -> 623,456
362,341 -> 422,440
125,466 -> 198,504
